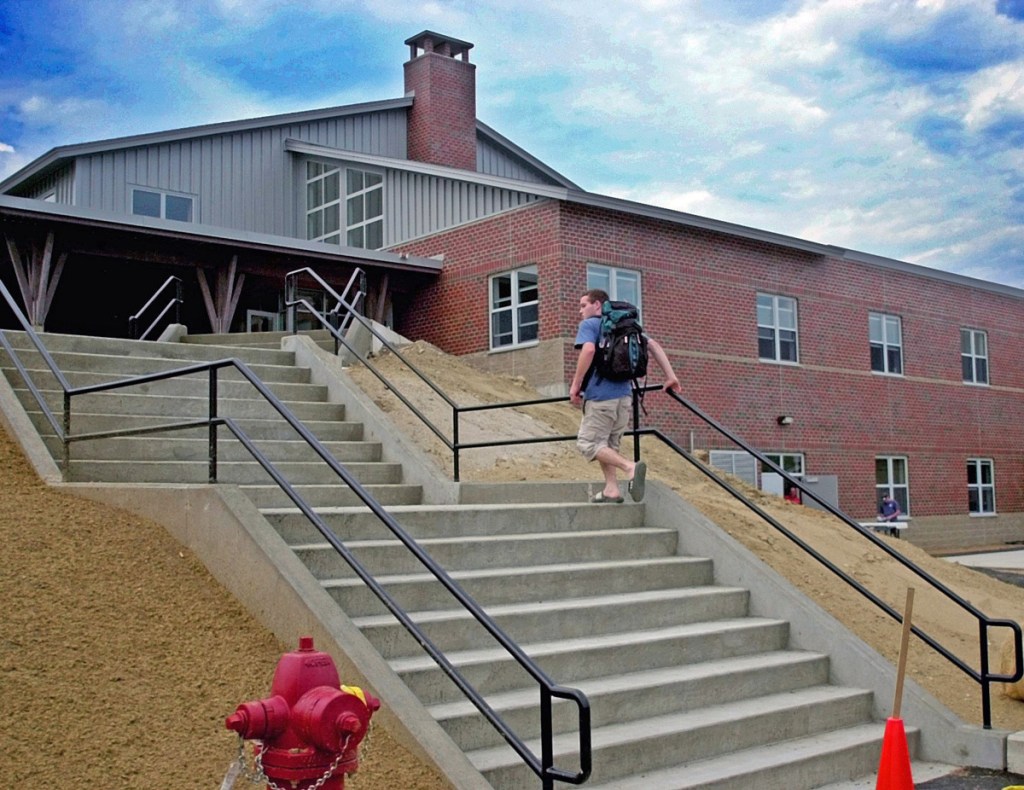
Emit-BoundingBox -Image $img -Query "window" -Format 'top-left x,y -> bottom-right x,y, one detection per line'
961,329 -> 989,385
757,294 -> 798,363
762,452 -> 805,478
490,266 -> 538,349
306,162 -> 384,249
869,313 -> 903,375
346,169 -> 384,249
587,264 -> 641,316
306,162 -> 342,244
876,456 -> 909,517
131,188 -> 194,222
967,458 -> 995,515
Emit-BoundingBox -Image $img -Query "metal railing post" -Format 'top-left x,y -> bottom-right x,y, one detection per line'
541,686 -> 554,790
452,404 -> 461,482
631,386 -> 642,462
208,369 -> 218,483
174,278 -> 183,325
980,621 -> 992,728
62,391 -> 71,473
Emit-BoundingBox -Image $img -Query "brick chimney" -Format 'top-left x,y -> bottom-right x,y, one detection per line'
404,31 -> 477,171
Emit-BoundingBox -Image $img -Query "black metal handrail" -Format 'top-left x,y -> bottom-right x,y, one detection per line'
284,268 -> 365,354
129,275 -> 183,340
270,268 -> 1022,730
0,276 -> 590,789
634,384 -> 1023,729
282,267 -> 578,481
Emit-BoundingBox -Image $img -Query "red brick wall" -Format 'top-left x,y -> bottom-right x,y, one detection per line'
404,52 -> 477,171
392,200 -> 1024,522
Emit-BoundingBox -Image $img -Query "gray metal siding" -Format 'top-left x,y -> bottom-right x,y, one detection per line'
15,164 -> 75,203
477,135 -> 554,184
384,169 -> 540,245
72,110 -> 409,236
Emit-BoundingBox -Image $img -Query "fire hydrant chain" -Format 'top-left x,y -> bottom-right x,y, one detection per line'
244,735 -> 351,790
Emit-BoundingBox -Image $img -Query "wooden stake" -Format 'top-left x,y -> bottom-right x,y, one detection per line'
892,587 -> 915,719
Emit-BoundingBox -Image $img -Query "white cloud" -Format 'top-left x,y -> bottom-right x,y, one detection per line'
0,143 -> 14,154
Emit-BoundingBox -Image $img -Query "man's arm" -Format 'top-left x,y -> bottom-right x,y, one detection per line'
647,338 -> 680,393
570,343 -> 595,406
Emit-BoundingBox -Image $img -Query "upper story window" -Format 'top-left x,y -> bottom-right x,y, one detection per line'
876,455 -> 910,517
132,188 -> 194,222
490,266 -> 538,350
967,458 -> 995,515
961,328 -> 989,385
869,313 -> 903,375
306,162 -> 383,249
346,169 -> 384,248
587,264 -> 641,318
757,293 -> 798,363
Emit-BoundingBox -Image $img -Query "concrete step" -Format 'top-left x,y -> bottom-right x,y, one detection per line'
239,483 -> 423,509
263,502 -> 648,543
391,618 -> 790,706
24,411 -> 364,442
322,556 -> 715,617
14,388 -> 344,421
4,368 -> 327,402
292,527 -> 679,579
1,352 -> 312,384
355,586 -> 750,659
52,436 -> 381,463
582,723 -> 918,789
3,331 -> 298,367
431,650 -> 830,752
182,329 -> 336,352
66,459 -> 403,485
472,686 -> 876,789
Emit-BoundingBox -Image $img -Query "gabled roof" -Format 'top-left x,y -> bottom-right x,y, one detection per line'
0,98 -> 576,194
0,99 -> 415,193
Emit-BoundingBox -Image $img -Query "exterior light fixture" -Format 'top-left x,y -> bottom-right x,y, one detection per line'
777,415 -> 794,426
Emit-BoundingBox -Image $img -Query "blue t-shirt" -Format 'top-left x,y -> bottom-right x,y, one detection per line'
575,316 -> 632,401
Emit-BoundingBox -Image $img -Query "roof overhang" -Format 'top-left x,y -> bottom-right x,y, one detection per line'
0,195 -> 442,276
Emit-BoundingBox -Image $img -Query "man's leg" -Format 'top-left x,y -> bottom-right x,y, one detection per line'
595,446 -> 634,498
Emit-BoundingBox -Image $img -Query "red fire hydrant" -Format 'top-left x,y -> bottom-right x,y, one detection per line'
226,636 -> 380,789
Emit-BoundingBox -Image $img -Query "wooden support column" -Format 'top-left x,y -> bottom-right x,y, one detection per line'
197,255 -> 245,334
4,231 -> 66,330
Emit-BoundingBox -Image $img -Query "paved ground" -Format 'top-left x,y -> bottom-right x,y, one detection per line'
917,766 -> 1024,788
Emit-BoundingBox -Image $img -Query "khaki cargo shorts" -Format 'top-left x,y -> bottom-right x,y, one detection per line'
576,396 -> 632,461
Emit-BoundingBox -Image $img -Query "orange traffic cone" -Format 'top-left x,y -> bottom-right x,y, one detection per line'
876,717 -> 913,789
876,588 -> 916,789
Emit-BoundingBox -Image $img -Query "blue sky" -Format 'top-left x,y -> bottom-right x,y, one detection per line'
1,0 -> 1023,288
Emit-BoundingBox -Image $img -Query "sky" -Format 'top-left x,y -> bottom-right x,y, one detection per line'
1,0 -> 1022,288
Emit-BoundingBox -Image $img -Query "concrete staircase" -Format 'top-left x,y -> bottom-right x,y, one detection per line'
0,330 -> 922,788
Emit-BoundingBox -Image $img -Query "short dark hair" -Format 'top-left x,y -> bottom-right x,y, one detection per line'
584,288 -> 609,304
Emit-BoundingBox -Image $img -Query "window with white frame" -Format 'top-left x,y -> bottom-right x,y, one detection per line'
757,293 -> 798,363
961,328 -> 989,385
587,264 -> 641,317
762,452 -> 805,478
131,188 -> 194,222
490,266 -> 539,349
876,456 -> 910,517
306,162 -> 383,249
306,162 -> 342,244
967,458 -> 996,515
346,168 -> 383,248
869,313 -> 903,375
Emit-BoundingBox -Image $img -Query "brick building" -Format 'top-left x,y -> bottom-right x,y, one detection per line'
2,31 -> 1022,550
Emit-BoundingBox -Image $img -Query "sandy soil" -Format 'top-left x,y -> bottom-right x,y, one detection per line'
4,338 -> 1024,787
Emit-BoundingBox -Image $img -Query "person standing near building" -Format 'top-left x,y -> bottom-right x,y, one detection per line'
569,289 -> 680,503
879,493 -> 901,522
